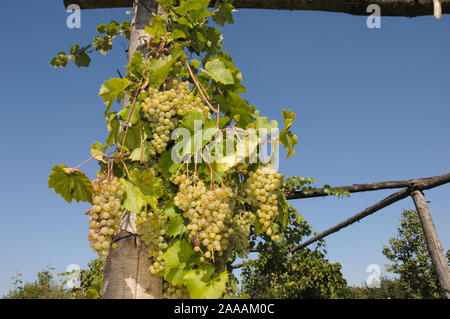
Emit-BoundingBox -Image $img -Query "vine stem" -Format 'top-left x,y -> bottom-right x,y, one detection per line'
74,157 -> 94,170
184,60 -> 219,114
120,80 -> 143,154
120,159 -> 132,180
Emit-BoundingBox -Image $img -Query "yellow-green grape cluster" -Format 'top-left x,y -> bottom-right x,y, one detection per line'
163,282 -> 189,299
229,211 -> 256,257
142,79 -> 210,155
246,165 -> 283,241
86,175 -> 124,257
136,210 -> 168,275
173,174 -> 234,262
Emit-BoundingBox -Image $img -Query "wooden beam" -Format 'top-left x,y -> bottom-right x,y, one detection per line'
64,0 -> 450,17
285,172 -> 450,200
291,187 -> 412,252
290,173 -> 450,252
411,190 -> 450,299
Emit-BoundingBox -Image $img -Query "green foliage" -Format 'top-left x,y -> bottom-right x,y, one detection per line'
282,175 -> 350,198
50,21 -> 130,67
77,258 -> 104,299
48,165 -> 92,203
348,276 -> 408,299
3,260 -> 105,299
99,78 -> 131,115
382,209 -> 448,299
3,267 -> 77,299
240,206 -> 349,299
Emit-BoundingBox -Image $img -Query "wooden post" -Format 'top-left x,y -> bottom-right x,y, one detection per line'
411,190 -> 450,299
102,0 -> 162,299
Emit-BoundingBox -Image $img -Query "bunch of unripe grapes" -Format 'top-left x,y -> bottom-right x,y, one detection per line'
136,210 -> 168,275
142,79 -> 210,155
229,211 -> 255,257
86,174 -> 124,257
174,174 -> 234,262
246,165 -> 283,241
163,281 -> 189,299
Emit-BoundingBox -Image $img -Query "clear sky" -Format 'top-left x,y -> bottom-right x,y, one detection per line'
0,1 -> 449,295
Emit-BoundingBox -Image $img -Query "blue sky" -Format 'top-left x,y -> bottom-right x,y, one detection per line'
0,1 -> 449,295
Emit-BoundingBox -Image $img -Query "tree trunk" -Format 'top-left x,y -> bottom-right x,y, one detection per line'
102,0 -> 163,299
411,190 -> 450,299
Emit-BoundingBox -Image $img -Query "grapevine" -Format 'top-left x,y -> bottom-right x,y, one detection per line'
48,0 -> 299,299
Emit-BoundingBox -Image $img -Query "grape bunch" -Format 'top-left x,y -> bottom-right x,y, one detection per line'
136,210 -> 169,275
163,281 -> 189,299
86,174 -> 125,257
173,174 -> 234,262
142,79 -> 210,155
229,211 -> 256,257
246,165 -> 283,241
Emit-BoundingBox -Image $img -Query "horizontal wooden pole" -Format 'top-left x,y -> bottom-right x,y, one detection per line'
284,172 -> 450,200
291,172 -> 450,252
63,0 -> 450,17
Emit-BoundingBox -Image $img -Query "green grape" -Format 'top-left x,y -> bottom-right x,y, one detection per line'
163,281 -> 189,299
174,174 -> 234,261
142,79 -> 210,156
87,174 -> 125,257
136,208 -> 170,276
246,165 -> 283,240
229,211 -> 256,257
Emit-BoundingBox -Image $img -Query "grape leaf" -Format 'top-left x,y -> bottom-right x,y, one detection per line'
280,130 -> 298,158
117,102 -> 142,125
90,142 -> 106,163
162,199 -> 185,237
106,113 -> 120,147
183,265 -> 228,299
129,169 -> 164,199
174,0 -> 210,16
129,141 -> 152,162
120,170 -> 163,213
203,58 -> 234,85
180,111 -> 206,133
48,164 -> 92,203
158,150 -> 181,179
162,240 -> 198,286
126,51 -> 146,81
279,109 -> 298,158
148,54 -> 181,87
120,179 -> 147,214
98,78 -> 131,115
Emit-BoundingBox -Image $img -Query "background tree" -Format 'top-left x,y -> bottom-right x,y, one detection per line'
2,260 -> 104,299
240,205 -> 349,299
348,277 -> 407,299
2,267 -> 77,299
382,209 -> 449,299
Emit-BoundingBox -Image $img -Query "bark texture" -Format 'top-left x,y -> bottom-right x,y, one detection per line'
102,0 -> 163,299
285,172 -> 450,200
411,190 -> 450,299
64,0 -> 450,17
